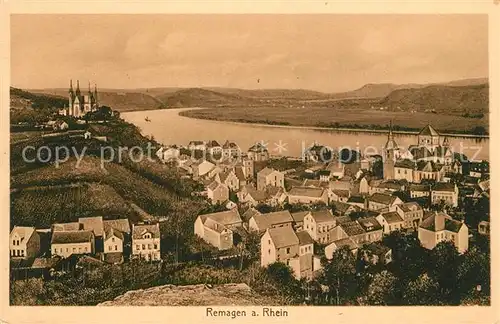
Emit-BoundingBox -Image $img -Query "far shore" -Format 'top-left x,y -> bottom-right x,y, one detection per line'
122,107 -> 489,139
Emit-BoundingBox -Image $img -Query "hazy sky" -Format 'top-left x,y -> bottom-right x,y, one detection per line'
11,14 -> 488,92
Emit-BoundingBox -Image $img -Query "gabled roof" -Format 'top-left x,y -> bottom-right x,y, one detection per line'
309,209 -> 335,223
252,211 -> 293,230
218,170 -> 235,183
104,227 -> 124,241
288,186 -> 325,198
394,159 -> 415,169
258,167 -> 279,177
410,147 -> 433,160
78,216 -> 104,237
206,140 -> 221,148
331,201 -> 353,213
52,222 -> 81,232
377,181 -> 403,190
432,182 -> 456,192
357,217 -> 383,232
370,193 -> 398,205
234,166 -> 246,181
242,207 -> 261,222
340,221 -> 366,236
132,223 -> 160,240
419,124 -> 440,136
207,180 -> 224,191
332,189 -> 350,198
347,195 -> 365,204
200,209 -> 242,227
416,161 -> 443,172
397,202 -> 422,213
248,142 -> 268,153
51,230 -> 94,244
419,212 -> 464,233
409,184 -> 430,192
31,257 -> 62,269
10,226 -> 36,242
329,237 -> 359,251
247,189 -> 269,202
222,140 -> 239,149
267,226 -> 299,249
103,219 -> 131,234
291,211 -> 310,223
379,211 -> 404,224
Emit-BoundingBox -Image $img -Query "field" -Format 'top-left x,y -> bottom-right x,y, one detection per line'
180,106 -> 489,134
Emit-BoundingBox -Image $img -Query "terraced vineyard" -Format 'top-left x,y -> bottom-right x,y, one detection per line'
11,183 -> 132,228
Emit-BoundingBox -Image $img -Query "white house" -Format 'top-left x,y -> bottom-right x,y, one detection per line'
131,223 -> 161,261
418,212 -> 468,254
10,226 -> 41,259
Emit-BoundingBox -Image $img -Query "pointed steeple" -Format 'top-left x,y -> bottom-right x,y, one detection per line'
88,81 -> 92,94
384,119 -> 398,151
76,80 -> 81,96
93,83 -> 98,107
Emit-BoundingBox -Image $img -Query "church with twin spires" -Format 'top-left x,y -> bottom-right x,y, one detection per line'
58,80 -> 99,118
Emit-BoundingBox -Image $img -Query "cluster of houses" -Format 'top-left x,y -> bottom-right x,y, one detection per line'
10,216 -> 161,277
187,125 -> 489,280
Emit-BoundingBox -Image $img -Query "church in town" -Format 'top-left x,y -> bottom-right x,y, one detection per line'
58,80 -> 99,118
383,123 -> 461,183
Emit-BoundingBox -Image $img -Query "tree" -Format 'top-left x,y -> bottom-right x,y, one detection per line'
456,246 -> 490,302
428,241 -> 460,304
382,231 -> 427,282
402,273 -> 441,305
318,246 -> 357,305
365,270 -> 398,305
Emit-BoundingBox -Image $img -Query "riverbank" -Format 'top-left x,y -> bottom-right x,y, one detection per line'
174,108 -> 489,139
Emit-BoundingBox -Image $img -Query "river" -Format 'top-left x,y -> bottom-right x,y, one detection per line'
122,108 -> 489,161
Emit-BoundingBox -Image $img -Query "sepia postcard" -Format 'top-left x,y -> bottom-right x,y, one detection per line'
1,2 -> 499,324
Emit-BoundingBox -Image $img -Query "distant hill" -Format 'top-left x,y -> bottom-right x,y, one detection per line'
202,87 -> 329,100
378,83 -> 489,115
155,87 -> 259,108
18,77 -> 488,112
330,78 -> 489,99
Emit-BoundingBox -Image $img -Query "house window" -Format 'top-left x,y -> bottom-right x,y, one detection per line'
115,245 -> 118,251
85,247 -> 88,252
66,248 -> 69,252
136,245 -> 140,250
154,244 -> 158,249
78,247 -> 82,253
142,244 -> 146,249
21,250 -> 24,257
112,237 -> 115,242
286,247 -> 290,254
148,244 -> 152,250
268,249 -> 271,255
109,246 -> 112,251
12,240 -> 15,245
73,248 -> 76,252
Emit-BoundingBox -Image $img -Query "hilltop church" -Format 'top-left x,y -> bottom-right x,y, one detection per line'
58,80 -> 99,118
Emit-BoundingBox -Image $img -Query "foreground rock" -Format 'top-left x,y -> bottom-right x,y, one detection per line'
98,283 -> 280,306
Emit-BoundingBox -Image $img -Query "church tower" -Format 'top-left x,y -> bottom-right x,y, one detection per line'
93,84 -> 99,111
68,79 -> 74,116
383,121 -> 398,180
